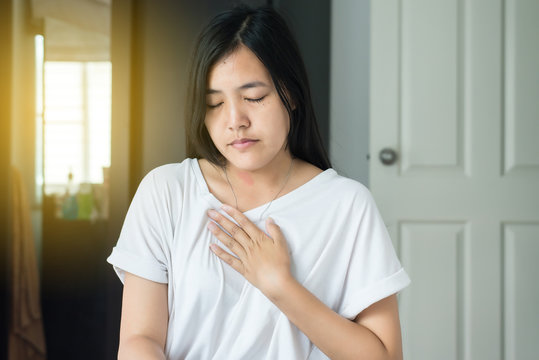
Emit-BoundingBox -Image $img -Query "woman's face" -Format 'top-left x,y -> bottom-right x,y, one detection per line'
204,45 -> 291,172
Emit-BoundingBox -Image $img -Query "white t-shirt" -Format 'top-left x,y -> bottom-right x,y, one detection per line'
107,158 -> 410,359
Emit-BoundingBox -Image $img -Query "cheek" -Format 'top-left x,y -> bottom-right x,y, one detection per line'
204,116 -> 218,135
270,118 -> 290,149
265,101 -> 290,135
279,110 -> 291,137
204,119 -> 220,145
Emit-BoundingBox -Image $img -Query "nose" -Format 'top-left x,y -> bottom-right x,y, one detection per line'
227,102 -> 250,131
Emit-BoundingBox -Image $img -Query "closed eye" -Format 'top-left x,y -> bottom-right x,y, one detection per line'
207,102 -> 223,109
246,95 -> 266,103
207,95 -> 266,109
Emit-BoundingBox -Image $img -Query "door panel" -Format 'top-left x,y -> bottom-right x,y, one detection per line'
503,223 -> 539,359
504,0 -> 539,175
401,0 -> 463,173
399,222 -> 466,360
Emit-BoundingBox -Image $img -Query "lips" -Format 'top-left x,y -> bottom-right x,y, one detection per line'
230,138 -> 258,145
229,138 -> 259,149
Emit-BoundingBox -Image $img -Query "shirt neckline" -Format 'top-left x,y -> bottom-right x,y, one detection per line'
189,158 -> 336,220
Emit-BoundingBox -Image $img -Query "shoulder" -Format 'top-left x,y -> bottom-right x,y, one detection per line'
134,159 -> 199,202
322,167 -> 370,195
142,158 -> 196,187
145,159 -> 192,181
291,160 -> 375,212
295,159 -> 370,195
322,169 -> 376,210
129,159 -> 199,220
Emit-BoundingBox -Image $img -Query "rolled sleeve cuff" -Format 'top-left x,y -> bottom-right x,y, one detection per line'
340,268 -> 411,319
107,246 -> 168,284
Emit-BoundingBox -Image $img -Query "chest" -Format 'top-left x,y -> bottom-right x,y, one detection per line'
169,202 -> 357,315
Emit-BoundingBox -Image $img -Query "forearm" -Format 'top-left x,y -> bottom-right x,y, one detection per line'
208,206 -> 401,358
118,335 -> 166,360
267,277 -> 394,360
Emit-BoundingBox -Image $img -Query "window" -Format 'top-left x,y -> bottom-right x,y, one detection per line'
42,60 -> 111,194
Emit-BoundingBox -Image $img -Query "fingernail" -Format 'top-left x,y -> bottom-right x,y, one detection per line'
267,217 -> 274,224
207,209 -> 217,218
207,221 -> 217,231
221,204 -> 232,211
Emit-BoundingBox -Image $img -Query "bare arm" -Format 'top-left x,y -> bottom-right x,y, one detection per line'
118,272 -> 168,360
207,205 -> 404,360
269,280 -> 403,360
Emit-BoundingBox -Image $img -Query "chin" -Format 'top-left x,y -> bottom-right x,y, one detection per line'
225,153 -> 277,172
227,159 -> 264,172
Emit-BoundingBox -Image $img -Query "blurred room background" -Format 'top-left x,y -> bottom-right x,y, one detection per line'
1,0 -> 537,359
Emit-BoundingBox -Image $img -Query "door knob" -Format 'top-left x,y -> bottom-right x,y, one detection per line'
379,148 -> 398,165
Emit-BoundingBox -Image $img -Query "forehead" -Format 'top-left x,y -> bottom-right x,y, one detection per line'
207,45 -> 272,88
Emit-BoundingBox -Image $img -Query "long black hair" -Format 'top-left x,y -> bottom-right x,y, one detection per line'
185,4 -> 331,170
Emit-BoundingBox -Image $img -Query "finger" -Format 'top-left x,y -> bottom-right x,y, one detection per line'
265,217 -> 284,245
207,221 -> 247,259
207,208 -> 251,248
209,244 -> 244,275
221,204 -> 262,240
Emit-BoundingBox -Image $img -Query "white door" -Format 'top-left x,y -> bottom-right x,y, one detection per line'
370,1 -> 539,359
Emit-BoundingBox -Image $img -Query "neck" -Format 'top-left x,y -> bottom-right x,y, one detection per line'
224,153 -> 294,190
222,152 -> 294,211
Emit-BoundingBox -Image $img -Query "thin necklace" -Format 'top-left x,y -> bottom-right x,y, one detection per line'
223,158 -> 294,222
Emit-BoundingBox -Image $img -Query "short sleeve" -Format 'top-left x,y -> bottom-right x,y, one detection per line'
339,189 -> 410,319
106,170 -> 172,284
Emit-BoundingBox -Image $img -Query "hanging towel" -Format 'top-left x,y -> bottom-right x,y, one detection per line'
8,167 -> 47,360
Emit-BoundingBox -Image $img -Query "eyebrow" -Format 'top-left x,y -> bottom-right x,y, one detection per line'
206,81 -> 269,94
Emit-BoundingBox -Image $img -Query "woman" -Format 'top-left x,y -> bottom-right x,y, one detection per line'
107,5 -> 410,359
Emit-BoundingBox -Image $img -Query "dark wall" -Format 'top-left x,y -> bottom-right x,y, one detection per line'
275,0 -> 331,150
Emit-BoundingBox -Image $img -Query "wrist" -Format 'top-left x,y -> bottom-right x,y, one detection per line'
262,272 -> 298,302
